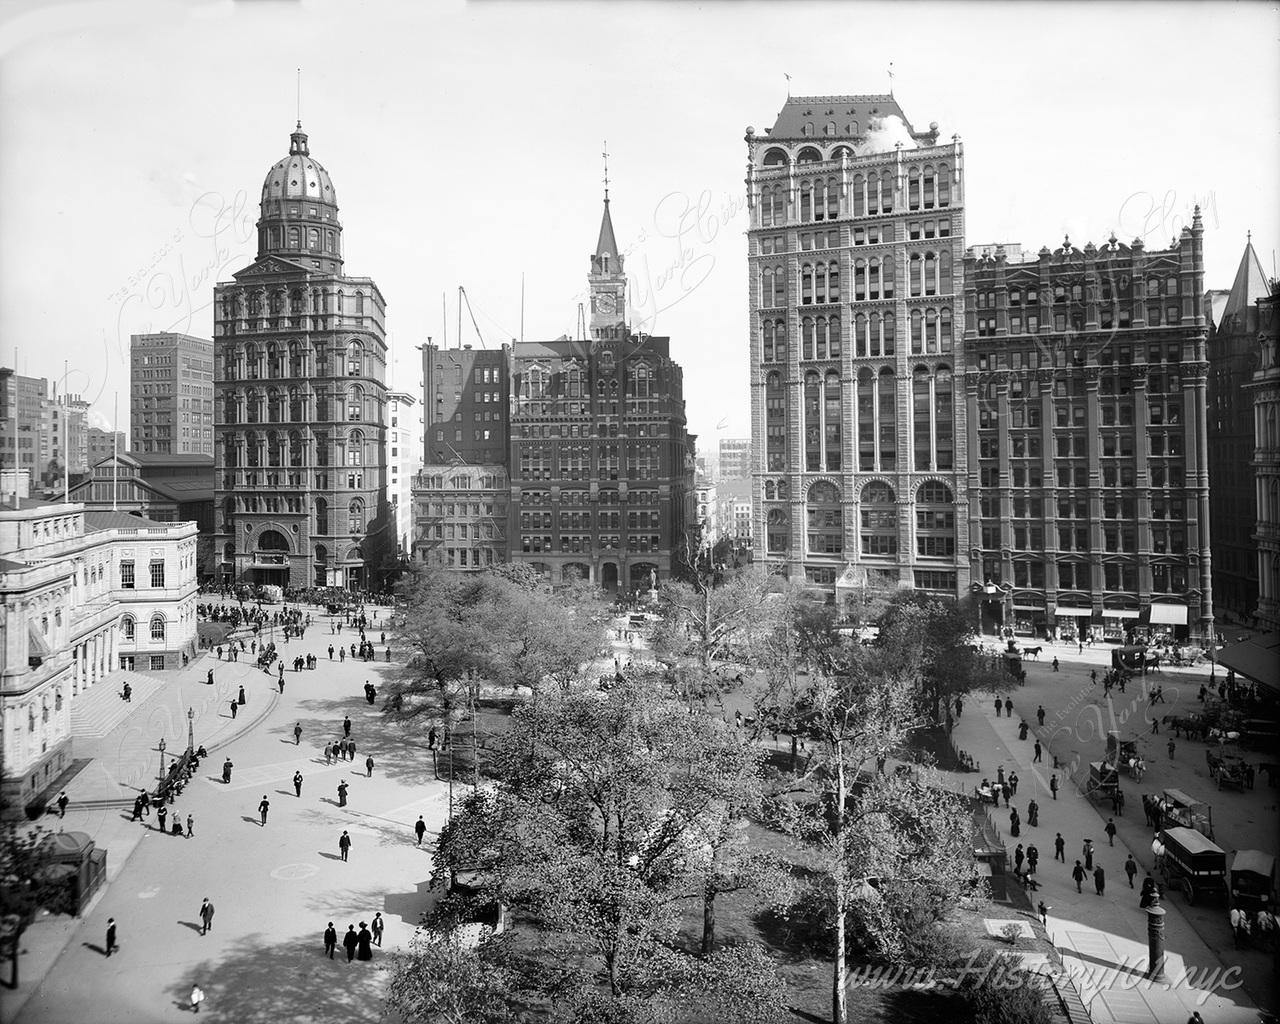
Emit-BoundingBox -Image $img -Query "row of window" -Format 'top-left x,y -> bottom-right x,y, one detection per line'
120,614 -> 169,642
973,277 -> 1180,309
220,339 -> 369,379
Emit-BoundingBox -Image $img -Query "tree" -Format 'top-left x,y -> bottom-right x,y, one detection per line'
876,591 -> 990,722
383,930 -> 517,1024
424,677 -> 785,1019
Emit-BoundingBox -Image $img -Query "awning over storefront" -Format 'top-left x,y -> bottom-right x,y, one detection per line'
1148,604 -> 1189,626
1013,603 -> 1046,612
1216,632 -> 1280,693
1054,604 -> 1094,616
1103,609 -> 1140,619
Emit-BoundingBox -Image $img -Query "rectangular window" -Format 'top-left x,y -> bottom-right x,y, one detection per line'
149,560 -> 165,588
120,561 -> 135,589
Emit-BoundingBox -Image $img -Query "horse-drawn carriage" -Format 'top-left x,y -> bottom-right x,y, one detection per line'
1230,850 -> 1276,913
1106,732 -> 1143,776
1085,761 -> 1119,802
1155,827 -> 1227,906
1148,787 -> 1215,840
1206,748 -> 1251,791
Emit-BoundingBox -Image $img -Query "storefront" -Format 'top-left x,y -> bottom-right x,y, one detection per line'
1012,597 -> 1048,639
1053,603 -> 1094,643
1099,604 -> 1140,643
1138,602 -> 1190,645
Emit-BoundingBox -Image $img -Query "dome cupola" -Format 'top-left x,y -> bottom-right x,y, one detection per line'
256,122 -> 343,270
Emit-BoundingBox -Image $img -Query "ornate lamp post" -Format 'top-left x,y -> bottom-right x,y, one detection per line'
187,707 -> 195,754
157,737 -> 168,790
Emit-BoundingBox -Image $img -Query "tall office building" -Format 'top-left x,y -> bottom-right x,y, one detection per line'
963,214 -> 1212,641
213,122 -> 389,590
86,428 -> 126,467
130,333 -> 214,456
507,196 -> 694,592
0,370 -> 49,486
386,390 -> 421,557
1249,284 -> 1280,630
1207,238 -> 1271,623
718,437 -> 752,480
747,95 -> 967,597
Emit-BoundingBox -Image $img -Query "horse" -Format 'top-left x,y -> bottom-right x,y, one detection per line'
1144,655 -> 1161,673
1023,646 -> 1043,660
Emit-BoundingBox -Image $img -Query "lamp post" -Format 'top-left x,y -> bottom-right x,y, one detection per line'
187,707 -> 195,754
157,737 -> 168,791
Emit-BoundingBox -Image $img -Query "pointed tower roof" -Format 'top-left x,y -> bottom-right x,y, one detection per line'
1222,235 -> 1270,324
595,199 -> 619,263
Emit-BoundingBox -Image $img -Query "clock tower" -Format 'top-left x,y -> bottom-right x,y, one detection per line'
589,196 -> 626,340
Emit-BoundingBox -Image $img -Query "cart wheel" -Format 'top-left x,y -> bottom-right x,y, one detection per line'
1182,878 -> 1195,905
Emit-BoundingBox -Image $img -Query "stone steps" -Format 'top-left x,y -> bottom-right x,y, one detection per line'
70,669 -> 169,740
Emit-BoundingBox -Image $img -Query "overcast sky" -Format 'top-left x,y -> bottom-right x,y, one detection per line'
2,0 -> 1277,450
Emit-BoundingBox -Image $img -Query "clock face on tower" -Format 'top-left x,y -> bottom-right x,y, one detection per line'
595,293 -> 617,314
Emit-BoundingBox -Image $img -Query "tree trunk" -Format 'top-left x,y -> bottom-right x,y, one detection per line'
702,880 -> 717,956
790,733 -> 798,772
832,748 -> 848,1024
606,937 -> 621,996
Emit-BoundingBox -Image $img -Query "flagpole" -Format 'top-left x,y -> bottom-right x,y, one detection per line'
112,392 -> 119,511
63,360 -> 69,503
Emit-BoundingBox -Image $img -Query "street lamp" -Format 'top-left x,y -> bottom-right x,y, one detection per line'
187,707 -> 195,754
157,737 -> 168,791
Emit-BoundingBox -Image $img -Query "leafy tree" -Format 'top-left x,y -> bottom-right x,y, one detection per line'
0,820 -> 62,924
422,678 -> 785,1019
877,591 -> 990,722
383,930 -> 517,1024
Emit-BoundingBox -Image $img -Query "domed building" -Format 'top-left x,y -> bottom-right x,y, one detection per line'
212,123 -> 389,591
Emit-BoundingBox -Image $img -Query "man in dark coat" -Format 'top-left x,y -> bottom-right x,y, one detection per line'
343,715 -> 352,737
293,771 -> 303,797
324,923 -> 338,959
1093,865 -> 1106,895
339,830 -> 351,861
1124,855 -> 1138,888
222,758 -> 233,783
258,795 -> 270,827
342,925 -> 358,962
356,922 -> 373,960
1054,833 -> 1065,862
338,780 -> 349,808
365,756 -> 374,778
1004,697 -> 1013,717
348,738 -> 357,761
199,898 -> 214,935
1072,860 -> 1086,893
294,722 -> 303,745
158,805 -> 168,833
415,816 -> 427,846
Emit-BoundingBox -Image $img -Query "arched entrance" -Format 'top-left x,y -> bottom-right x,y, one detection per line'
254,529 -> 291,586
600,562 -> 619,594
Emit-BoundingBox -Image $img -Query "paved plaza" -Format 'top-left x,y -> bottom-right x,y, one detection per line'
3,606 -> 443,1024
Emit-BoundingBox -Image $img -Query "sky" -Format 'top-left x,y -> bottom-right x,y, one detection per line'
1,0 -> 1277,452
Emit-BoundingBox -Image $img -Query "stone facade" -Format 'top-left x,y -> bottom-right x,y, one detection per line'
212,123 -> 389,591
0,503 -> 197,811
130,333 -> 215,456
1248,286 -> 1280,629
747,95 -> 969,599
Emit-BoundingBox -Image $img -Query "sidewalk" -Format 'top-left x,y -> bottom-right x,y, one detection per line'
949,697 -> 1260,1024
0,649 -> 282,1023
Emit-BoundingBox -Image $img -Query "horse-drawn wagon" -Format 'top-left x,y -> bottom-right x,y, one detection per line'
1206,749 -> 1250,791
1085,761 -> 1119,802
1149,787 -> 1214,840
1155,826 -> 1227,906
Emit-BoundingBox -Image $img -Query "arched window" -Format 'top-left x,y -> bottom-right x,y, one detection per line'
121,615 -> 136,641
629,362 -> 652,398
150,614 -> 166,641
347,429 -> 363,466
766,371 -> 786,471
804,371 -> 822,470
802,318 -> 815,359
806,480 -> 842,555
289,430 -> 304,467
346,341 -> 363,376
289,386 -> 304,421
267,431 -> 283,467
824,370 -> 842,471
908,166 -> 921,210
347,385 -> 363,422
267,343 -> 282,377
246,388 -> 261,424
289,341 -> 306,376
938,164 -> 951,205
828,261 -> 840,302
918,480 -> 953,503
315,497 -> 329,534
878,367 -> 897,469
267,387 -> 282,423
801,264 -> 814,305
935,366 -> 954,470
349,499 -> 365,534
926,308 -> 939,353
223,393 -> 239,425
763,147 -> 789,167
245,343 -> 261,379
911,309 -> 924,353
765,480 -> 776,500
913,366 -> 932,470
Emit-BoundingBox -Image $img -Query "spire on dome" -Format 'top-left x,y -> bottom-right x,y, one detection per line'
595,199 -> 619,266
290,122 -> 309,157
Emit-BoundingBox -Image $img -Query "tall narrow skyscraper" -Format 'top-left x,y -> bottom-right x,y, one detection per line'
213,123 -> 388,590
747,96 -> 968,601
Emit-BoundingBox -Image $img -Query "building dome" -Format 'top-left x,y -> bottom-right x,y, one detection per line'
260,123 -> 338,204
255,122 -> 344,269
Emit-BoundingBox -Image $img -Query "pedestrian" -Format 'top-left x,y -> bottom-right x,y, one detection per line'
1052,657 -> 1060,672
343,715 -> 352,737
207,668 -> 214,686
338,780 -> 348,807
1014,844 -> 1025,873
258,795 -> 270,827
1004,697 -> 1013,717
955,696 -> 963,718
324,742 -> 332,765
1140,876 -> 1159,909
230,700 -> 238,720
339,829 -> 351,861
1167,739 -> 1175,760
1094,865 -> 1105,895
1049,774 -> 1058,799
357,921 -> 373,960
238,685 -> 246,706
278,676 -> 285,694
415,815 -> 426,846
1027,798 -> 1039,827
348,738 -> 357,761
131,795 -> 143,821
328,644 -> 334,660
190,984 -> 205,1014
343,925 -> 358,961
994,696 -> 1001,718
371,912 -> 384,947
365,755 -> 374,778
1054,833 -> 1065,862
1072,860 -> 1086,893
1151,716 -> 1159,735
199,898 -> 214,935
222,758 -> 233,784
158,805 -> 168,833
56,790 -> 69,818
1083,838 -> 1094,870
1009,771 -> 1019,796
1124,855 -> 1138,888
186,813 -> 194,838
139,789 -> 151,817
105,917 -> 117,957
1188,1014 -> 1205,1024
1036,705 -> 1045,726
1090,669 -> 1097,685
339,647 -> 345,662
294,771 -> 303,797
324,922 -> 338,959
1033,740 -> 1043,763
1038,900 -> 1048,926
1104,818 -> 1117,846
1026,844 -> 1039,874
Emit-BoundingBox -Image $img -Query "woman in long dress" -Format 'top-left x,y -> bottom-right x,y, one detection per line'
356,922 -> 373,960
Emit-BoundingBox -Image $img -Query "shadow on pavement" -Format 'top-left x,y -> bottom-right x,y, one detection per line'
164,932 -> 383,1024
178,921 -> 203,933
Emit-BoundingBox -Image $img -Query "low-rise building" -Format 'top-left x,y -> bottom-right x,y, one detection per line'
412,465 -> 510,570
0,502 -> 198,811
